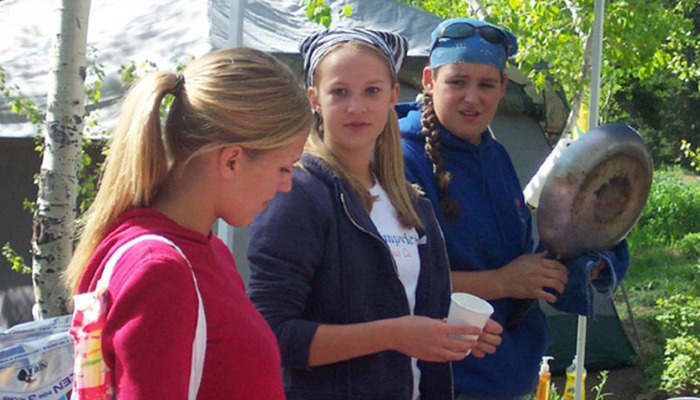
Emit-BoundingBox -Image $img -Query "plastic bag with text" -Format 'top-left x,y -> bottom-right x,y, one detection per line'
0,315 -> 73,400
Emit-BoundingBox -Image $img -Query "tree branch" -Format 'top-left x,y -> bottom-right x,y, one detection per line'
563,0 -> 587,42
562,25 -> 594,138
464,0 -> 488,20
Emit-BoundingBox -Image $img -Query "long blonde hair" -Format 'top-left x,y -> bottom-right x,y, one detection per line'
305,41 -> 422,229
65,48 -> 312,292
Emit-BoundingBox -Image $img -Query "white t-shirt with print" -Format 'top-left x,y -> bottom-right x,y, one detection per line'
369,182 -> 422,400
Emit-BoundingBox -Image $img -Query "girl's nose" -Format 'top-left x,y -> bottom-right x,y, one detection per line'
462,88 -> 478,103
347,95 -> 367,113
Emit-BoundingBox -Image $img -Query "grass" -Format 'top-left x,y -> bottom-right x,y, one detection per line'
615,228 -> 700,397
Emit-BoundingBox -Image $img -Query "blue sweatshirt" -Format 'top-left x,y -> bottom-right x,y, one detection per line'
247,154 -> 453,400
397,102 -> 629,397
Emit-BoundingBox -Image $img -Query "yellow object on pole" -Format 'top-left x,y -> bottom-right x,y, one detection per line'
574,103 -> 589,139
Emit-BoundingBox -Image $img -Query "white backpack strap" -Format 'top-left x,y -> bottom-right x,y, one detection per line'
95,233 -> 206,400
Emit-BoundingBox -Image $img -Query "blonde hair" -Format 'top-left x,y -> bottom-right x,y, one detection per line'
305,41 -> 422,229
65,47 -> 312,292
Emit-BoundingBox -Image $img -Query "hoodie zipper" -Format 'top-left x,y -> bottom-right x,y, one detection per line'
339,192 -> 410,312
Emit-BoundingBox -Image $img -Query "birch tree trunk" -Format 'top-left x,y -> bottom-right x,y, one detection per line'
561,34 -> 592,138
464,0 -> 487,20
32,0 -> 92,318
561,0 -> 595,138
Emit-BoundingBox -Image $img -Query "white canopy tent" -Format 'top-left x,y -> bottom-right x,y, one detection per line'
0,0 -> 565,278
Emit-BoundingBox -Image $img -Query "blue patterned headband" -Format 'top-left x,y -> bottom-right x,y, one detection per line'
429,18 -> 518,72
300,28 -> 408,88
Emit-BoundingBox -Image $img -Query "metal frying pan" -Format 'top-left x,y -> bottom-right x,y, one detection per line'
506,123 -> 652,330
536,123 -> 653,259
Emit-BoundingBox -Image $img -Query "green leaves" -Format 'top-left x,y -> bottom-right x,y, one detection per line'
302,0 -> 352,28
655,295 -> 700,393
0,66 -> 43,127
628,167 -> 700,251
2,243 -> 31,275
400,0 -> 700,106
680,140 -> 700,172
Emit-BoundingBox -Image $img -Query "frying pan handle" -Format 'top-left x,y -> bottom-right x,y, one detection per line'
505,298 -> 537,331
505,252 -> 559,330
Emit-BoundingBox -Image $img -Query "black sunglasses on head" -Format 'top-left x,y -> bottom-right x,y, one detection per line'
431,22 -> 509,54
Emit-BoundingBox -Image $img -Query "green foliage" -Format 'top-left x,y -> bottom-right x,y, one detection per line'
400,0 -> 700,168
620,169 -> 700,396
85,47 -> 106,107
549,384 -> 561,400
681,140 -> 700,172
655,295 -> 700,393
622,246 -> 697,394
0,65 -> 43,128
301,0 -> 352,28
626,167 -> 700,251
606,75 -> 700,167
590,370 -> 612,400
2,243 -> 31,275
661,336 -> 700,393
400,0 -> 700,104
675,232 -> 700,259
656,295 -> 700,338
2,53 -> 197,273
118,59 -> 158,88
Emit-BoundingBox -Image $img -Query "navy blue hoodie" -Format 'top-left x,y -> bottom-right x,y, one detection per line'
248,154 -> 454,399
397,102 -> 629,397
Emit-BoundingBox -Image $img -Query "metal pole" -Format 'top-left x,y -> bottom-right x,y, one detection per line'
228,0 -> 245,47
216,0 -> 246,249
620,282 -> 643,353
575,0 -> 605,398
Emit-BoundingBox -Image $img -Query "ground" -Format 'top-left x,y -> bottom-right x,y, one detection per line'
551,365 -> 646,399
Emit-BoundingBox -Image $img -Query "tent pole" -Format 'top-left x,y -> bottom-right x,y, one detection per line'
216,0 -> 247,251
575,0 -> 605,398
228,0 -> 245,47
620,282 -> 643,353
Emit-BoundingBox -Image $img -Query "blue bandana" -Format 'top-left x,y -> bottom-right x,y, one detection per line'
429,18 -> 518,72
300,28 -> 408,88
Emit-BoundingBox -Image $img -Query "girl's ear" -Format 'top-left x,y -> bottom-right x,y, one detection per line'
390,82 -> 400,107
307,87 -> 320,114
421,66 -> 435,95
218,145 -> 243,178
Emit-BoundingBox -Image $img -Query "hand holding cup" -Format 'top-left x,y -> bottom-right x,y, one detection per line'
447,293 -> 495,344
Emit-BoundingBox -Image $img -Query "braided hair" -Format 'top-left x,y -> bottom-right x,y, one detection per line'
421,94 -> 460,220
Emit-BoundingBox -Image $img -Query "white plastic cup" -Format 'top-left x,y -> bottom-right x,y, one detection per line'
447,292 -> 494,342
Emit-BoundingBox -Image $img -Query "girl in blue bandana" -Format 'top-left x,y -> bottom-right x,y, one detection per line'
397,18 -> 629,400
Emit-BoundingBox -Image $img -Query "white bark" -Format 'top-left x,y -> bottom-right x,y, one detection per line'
562,25 -> 594,138
563,0 -> 587,42
464,0 -> 488,20
33,0 -> 92,318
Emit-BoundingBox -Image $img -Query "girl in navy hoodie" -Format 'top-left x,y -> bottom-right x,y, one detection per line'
248,28 -> 503,400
